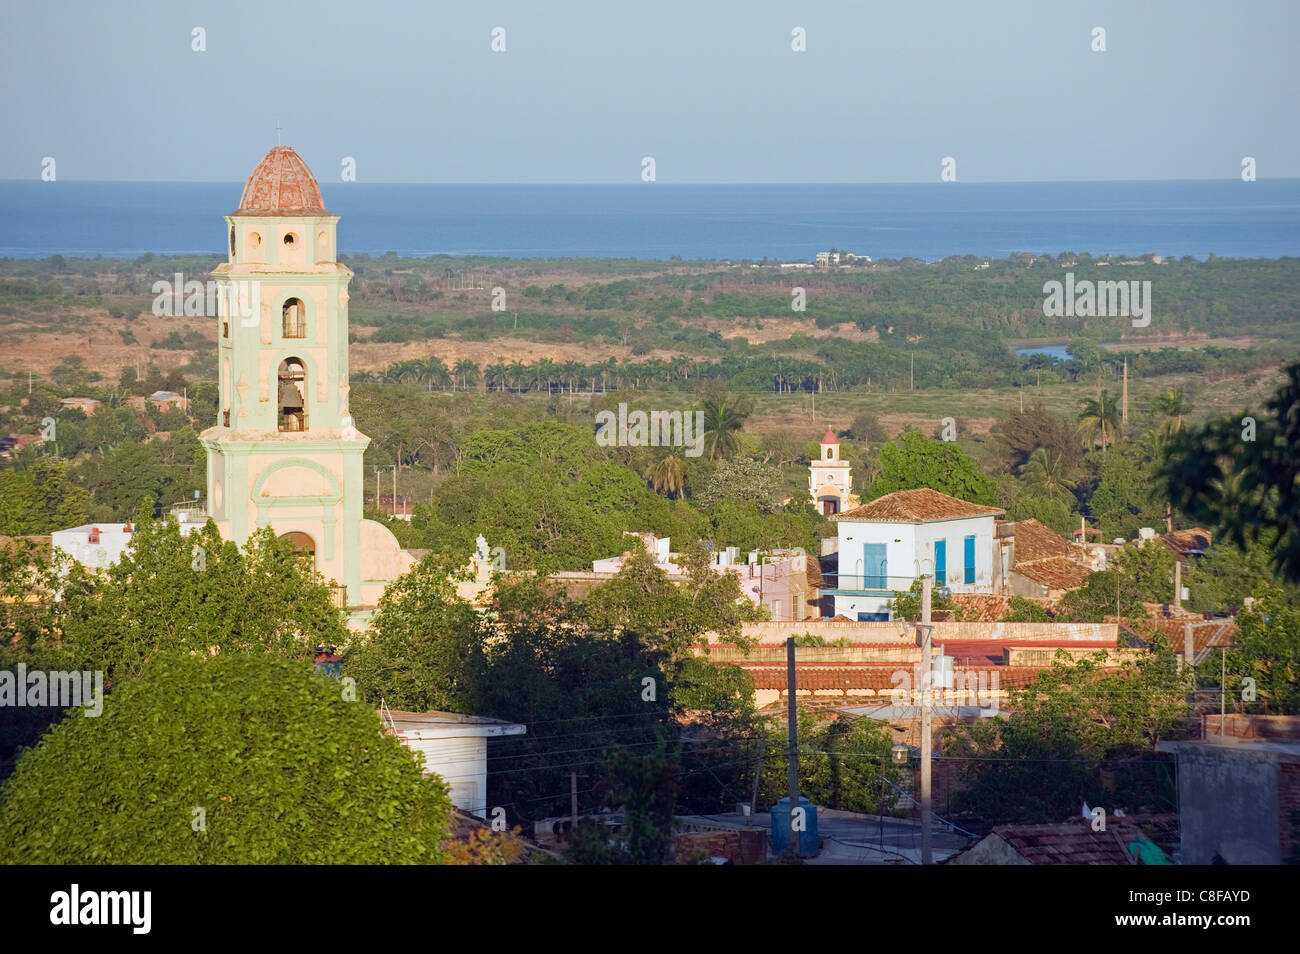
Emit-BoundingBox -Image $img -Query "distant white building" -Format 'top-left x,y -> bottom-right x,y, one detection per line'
821,489 -> 1004,620
52,515 -> 205,572
817,250 -> 870,266
590,534 -> 816,621
383,710 -> 526,818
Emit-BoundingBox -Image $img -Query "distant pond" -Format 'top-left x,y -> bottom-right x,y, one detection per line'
1014,342 -> 1120,361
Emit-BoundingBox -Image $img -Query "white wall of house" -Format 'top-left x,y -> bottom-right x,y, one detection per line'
387,711 -> 527,819
832,514 -> 997,620
53,521 -> 202,572
404,736 -> 489,816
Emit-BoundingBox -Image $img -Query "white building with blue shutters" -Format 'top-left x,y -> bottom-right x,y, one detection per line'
820,488 -> 1004,621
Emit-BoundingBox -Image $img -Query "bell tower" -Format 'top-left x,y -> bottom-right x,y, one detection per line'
809,428 -> 857,516
200,145 -> 408,611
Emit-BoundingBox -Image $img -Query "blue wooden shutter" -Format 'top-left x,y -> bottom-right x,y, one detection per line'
863,543 -> 887,589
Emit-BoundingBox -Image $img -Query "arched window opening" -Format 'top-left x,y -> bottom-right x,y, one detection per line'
282,298 -> 306,338
283,232 -> 296,246
278,358 -> 308,432
229,226 -> 236,255
279,531 -> 316,570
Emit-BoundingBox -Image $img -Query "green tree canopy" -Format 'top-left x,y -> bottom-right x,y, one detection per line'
693,457 -> 783,512
56,514 -> 348,684
758,709 -> 900,814
1220,584 -> 1300,714
1160,362 -> 1300,584
946,643 -> 1189,823
0,653 -> 452,864
866,430 -> 997,504
0,458 -> 89,534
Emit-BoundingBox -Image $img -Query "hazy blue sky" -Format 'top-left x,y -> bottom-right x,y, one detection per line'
2,0 -> 1296,183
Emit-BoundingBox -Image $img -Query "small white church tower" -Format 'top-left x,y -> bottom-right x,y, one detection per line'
809,428 -> 857,516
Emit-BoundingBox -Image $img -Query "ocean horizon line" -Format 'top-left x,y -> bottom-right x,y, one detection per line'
4,177 -> 1300,187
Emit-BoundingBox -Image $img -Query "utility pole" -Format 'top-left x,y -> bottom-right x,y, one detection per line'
374,466 -> 380,512
1122,357 -> 1129,426
785,636 -> 799,861
570,772 -> 579,833
750,737 -> 768,820
392,461 -> 398,518
1173,559 -> 1182,612
910,352 -> 914,391
1221,648 -> 1227,736
919,575 -> 933,865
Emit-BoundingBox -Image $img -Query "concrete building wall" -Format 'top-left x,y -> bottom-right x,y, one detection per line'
1167,743 -> 1287,865
403,736 -> 488,817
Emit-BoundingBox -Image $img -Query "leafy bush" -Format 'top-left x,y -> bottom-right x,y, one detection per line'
0,653 -> 452,863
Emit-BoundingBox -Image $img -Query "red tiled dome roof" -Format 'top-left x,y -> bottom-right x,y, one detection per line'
233,146 -> 327,216
821,428 -> 839,445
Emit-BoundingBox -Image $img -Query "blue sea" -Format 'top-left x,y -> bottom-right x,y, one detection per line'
1,179 -> 1298,261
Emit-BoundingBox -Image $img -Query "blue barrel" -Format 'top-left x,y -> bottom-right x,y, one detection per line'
771,796 -> 819,857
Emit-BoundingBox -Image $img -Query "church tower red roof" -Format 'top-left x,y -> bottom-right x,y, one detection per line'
821,428 -> 839,445
233,146 -> 328,216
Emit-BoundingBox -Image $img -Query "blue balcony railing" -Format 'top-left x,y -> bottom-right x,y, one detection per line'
818,574 -> 921,595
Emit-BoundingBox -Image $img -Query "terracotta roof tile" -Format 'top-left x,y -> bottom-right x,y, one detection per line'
1010,519 -> 1075,563
1162,528 -> 1212,559
1013,556 -> 1092,590
234,146 -> 328,216
949,593 -> 1061,622
833,488 -> 1004,523
993,820 -> 1134,864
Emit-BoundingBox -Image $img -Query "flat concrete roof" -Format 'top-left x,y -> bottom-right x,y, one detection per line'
381,709 -> 526,739
1158,737 -> 1300,760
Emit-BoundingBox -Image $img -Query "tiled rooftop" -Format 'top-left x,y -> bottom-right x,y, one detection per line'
959,814 -> 1179,865
834,488 -> 1004,523
1009,518 -> 1074,562
949,593 -> 1061,622
1013,555 -> 1092,590
1162,527 -> 1212,559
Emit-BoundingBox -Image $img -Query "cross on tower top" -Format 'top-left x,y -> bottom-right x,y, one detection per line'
275,121 -> 282,146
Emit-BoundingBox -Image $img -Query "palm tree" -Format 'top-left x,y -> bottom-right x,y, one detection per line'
422,356 -> 450,392
643,452 -> 689,499
1078,389 -> 1121,453
454,359 -> 480,392
507,360 -> 528,392
700,394 -> 750,460
534,358 -> 558,394
1020,447 -> 1077,497
484,361 -> 508,392
1154,388 -> 1191,437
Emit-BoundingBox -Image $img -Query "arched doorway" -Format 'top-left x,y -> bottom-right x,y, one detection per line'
279,531 -> 316,570
278,358 -> 307,431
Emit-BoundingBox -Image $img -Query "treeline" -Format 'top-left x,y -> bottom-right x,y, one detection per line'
364,342 -> 1273,395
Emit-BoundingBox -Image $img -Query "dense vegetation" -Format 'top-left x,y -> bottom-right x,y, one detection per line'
0,250 -> 1296,859
0,653 -> 453,864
